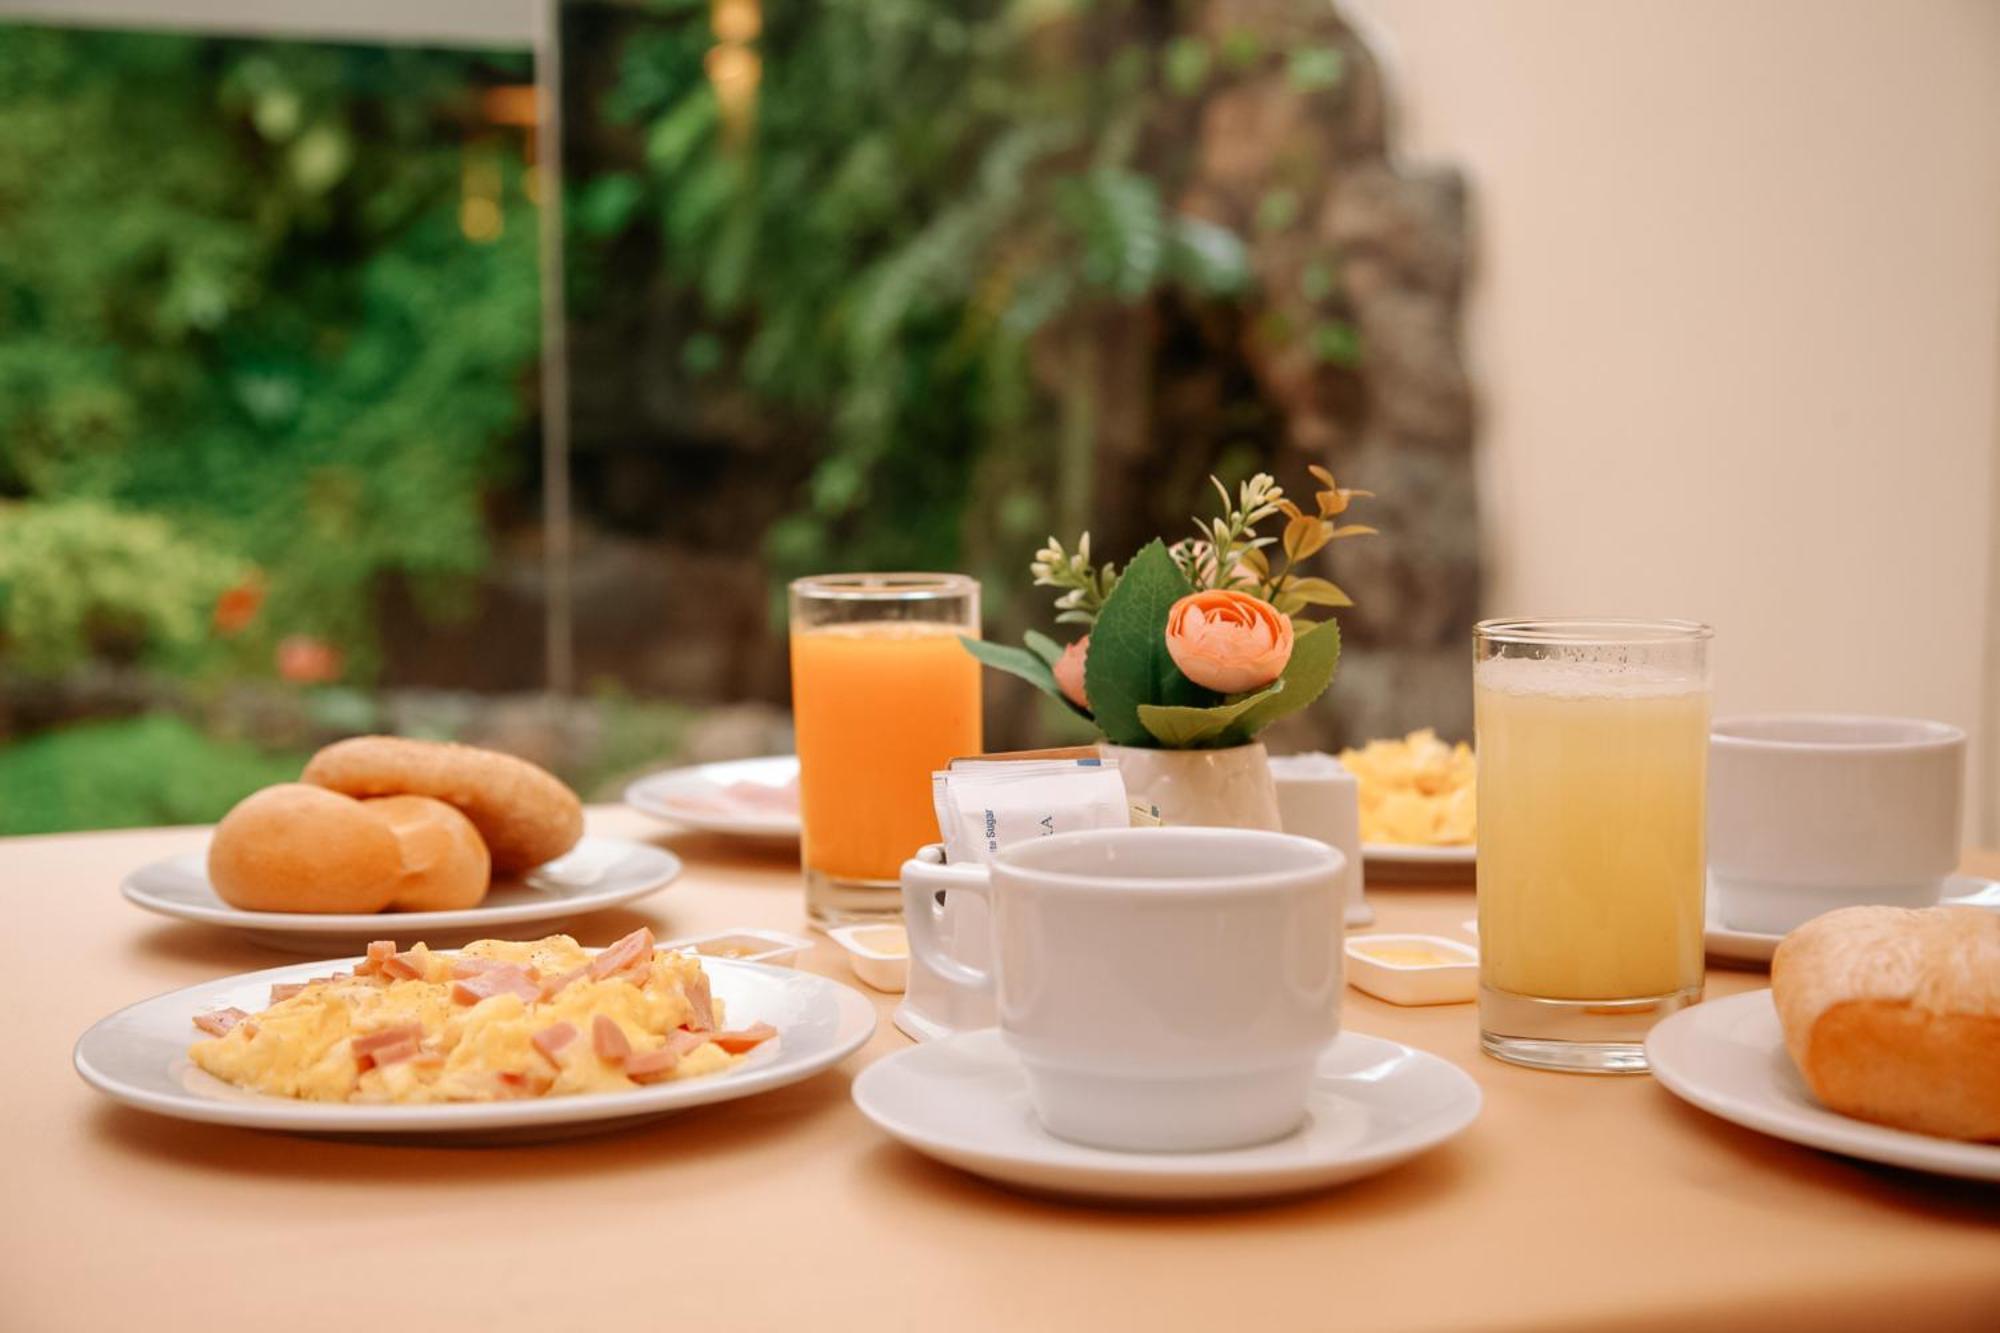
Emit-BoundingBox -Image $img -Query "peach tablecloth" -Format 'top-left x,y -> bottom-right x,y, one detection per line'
3,808 -> 1995,1333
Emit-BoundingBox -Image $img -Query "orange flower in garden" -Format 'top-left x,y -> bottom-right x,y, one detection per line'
1164,590 -> 1294,695
1053,635 -> 1090,710
212,578 -> 264,635
276,634 -> 343,684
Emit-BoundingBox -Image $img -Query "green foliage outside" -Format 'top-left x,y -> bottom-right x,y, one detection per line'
0,714 -> 309,835
577,0 -> 1276,604
0,28 -> 540,680
0,499 -> 247,674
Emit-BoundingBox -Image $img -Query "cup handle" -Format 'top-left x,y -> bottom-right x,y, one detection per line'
901,859 -> 996,998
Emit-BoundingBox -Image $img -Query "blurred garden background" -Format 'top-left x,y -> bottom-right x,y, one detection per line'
0,0 -> 1477,835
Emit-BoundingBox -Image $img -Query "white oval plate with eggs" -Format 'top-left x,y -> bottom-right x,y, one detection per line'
624,755 -> 801,842
121,837 -> 683,954
73,952 -> 877,1142
1361,842 -> 1476,880
1646,989 -> 2000,1182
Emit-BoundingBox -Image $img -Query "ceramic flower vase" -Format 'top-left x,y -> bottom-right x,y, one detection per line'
1098,742 -> 1284,832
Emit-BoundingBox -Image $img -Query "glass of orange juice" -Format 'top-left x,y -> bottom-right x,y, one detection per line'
1474,618 -> 1711,1073
789,574 -> 982,923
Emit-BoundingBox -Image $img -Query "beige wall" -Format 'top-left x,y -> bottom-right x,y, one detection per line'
1349,0 -> 2000,841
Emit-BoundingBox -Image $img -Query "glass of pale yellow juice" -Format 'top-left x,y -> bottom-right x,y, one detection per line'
1474,619 -> 1711,1073
789,574 -> 982,923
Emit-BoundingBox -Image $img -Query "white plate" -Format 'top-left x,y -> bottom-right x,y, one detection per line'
1362,842 -> 1475,880
1646,989 -> 2000,1182
852,1029 -> 1480,1202
625,756 -> 800,842
73,953 -> 877,1142
121,837 -> 683,954
1704,873 -> 2000,966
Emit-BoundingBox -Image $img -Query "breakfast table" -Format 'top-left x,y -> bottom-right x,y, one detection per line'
6,807 -> 1997,1333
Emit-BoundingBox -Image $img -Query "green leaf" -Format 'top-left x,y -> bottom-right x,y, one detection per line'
1137,680 -> 1282,749
960,637 -> 1089,720
1223,619 -> 1343,739
1163,37 -> 1210,97
1166,215 -> 1249,297
1312,321 -> 1363,367
1082,540 -> 1216,746
1022,629 -> 1065,670
1286,576 -> 1354,608
1286,46 -> 1346,93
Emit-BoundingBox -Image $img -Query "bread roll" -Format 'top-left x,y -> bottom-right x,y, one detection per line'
301,736 -> 583,873
1771,904 -> 2000,1141
361,795 -> 491,911
208,785 -> 495,914
209,784 -> 405,914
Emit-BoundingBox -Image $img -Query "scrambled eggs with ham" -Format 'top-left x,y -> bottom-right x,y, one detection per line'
189,929 -> 775,1103
1339,728 -> 1477,846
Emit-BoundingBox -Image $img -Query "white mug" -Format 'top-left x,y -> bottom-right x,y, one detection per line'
905,827 -> 1344,1153
1709,713 -> 1965,934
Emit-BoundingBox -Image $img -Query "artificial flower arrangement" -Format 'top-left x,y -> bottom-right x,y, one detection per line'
964,468 -> 1377,749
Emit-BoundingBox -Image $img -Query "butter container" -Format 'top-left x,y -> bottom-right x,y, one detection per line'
662,928 -> 814,968
1344,933 -> 1478,1006
828,923 -> 909,993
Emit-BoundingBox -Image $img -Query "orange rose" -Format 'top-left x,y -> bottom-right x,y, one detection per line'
1053,635 -> 1090,710
276,634 -> 344,684
1164,590 -> 1293,694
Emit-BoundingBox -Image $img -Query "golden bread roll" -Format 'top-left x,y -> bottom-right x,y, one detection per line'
1772,904 -> 2000,1141
360,795 -> 491,911
301,736 -> 583,873
208,784 -> 405,913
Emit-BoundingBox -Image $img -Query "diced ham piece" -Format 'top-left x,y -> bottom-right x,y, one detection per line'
356,940 -> 398,977
193,1008 -> 250,1037
495,1068 -> 553,1099
367,1038 -> 420,1068
589,927 -> 655,982
351,1023 -> 426,1071
684,970 -> 716,1032
624,1030 -> 713,1084
539,966 -> 587,1001
705,1023 -> 778,1054
592,1014 -> 631,1063
531,1022 -> 578,1065
450,956 -> 507,979
382,950 -> 426,981
351,1023 -> 424,1057
451,965 -> 541,1006
269,982 -> 308,1004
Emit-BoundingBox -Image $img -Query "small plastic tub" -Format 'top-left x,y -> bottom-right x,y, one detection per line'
661,928 -> 814,968
1344,933 -> 1478,1006
827,923 -> 909,993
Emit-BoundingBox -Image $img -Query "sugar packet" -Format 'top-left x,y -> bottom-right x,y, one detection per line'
930,752 -> 1132,864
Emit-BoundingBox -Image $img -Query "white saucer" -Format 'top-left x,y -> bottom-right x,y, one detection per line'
1362,842 -> 1475,882
1704,873 -> 2000,966
121,837 -> 682,954
624,756 -> 800,842
852,1029 -> 1480,1202
1646,989 -> 2000,1182
74,953 -> 875,1143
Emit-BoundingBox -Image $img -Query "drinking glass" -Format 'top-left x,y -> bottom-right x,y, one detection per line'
1474,618 -> 1712,1073
789,574 -> 982,923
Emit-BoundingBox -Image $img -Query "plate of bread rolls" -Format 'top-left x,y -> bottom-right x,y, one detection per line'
1647,904 -> 2000,1180
121,737 -> 681,953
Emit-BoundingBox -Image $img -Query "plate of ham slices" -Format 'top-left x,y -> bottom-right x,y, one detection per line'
73,948 -> 877,1142
625,756 -> 800,842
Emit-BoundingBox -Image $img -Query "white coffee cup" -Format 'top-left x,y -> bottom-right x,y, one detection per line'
1709,714 -> 1966,934
904,826 -> 1343,1153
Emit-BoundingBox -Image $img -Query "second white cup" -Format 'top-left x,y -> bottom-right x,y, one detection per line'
905,826 -> 1344,1153
1709,713 -> 1965,934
